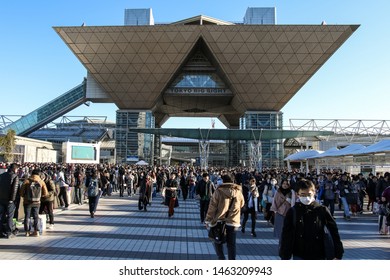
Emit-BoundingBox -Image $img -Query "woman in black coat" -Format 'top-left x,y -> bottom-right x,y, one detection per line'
279,179 -> 344,260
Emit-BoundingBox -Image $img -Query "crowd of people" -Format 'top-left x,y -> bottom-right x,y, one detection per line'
0,161 -> 389,260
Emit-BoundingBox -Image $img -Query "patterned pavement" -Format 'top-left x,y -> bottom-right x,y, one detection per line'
0,193 -> 389,260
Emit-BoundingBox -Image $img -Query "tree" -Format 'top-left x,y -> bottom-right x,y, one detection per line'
0,129 -> 16,162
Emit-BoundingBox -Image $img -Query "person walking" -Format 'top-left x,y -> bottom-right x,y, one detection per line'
338,173 -> 352,220
164,172 -> 179,217
0,163 -> 19,238
86,170 -> 102,218
20,169 -> 48,237
138,172 -> 151,211
271,179 -> 295,240
241,178 -> 259,237
205,173 -> 244,260
262,178 -> 278,225
321,173 -> 337,217
196,172 -> 215,224
279,179 -> 344,260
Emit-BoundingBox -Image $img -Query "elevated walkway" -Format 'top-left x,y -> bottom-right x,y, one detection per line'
3,79 -> 87,136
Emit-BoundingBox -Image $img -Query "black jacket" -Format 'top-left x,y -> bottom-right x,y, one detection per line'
0,170 -> 19,204
279,201 -> 344,260
196,179 -> 214,200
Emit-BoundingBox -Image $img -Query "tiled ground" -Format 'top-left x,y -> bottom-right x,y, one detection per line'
0,193 -> 388,260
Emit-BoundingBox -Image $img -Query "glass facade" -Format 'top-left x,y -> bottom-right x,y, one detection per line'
6,81 -> 86,136
124,8 -> 154,26
171,73 -> 226,89
115,110 -> 154,164
240,111 -> 283,167
243,7 -> 276,24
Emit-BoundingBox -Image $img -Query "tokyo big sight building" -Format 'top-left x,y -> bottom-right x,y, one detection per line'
50,7 -> 358,166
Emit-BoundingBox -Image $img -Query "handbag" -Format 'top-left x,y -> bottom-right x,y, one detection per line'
379,203 -> 390,216
208,221 -> 227,244
208,198 -> 235,244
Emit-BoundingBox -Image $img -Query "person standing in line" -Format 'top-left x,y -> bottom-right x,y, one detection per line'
73,167 -> 83,205
39,172 -> 56,229
271,179 -> 295,240
279,179 -> 344,260
205,173 -> 244,260
56,167 -> 69,210
20,169 -> 48,237
366,175 -> 377,212
196,172 -> 215,224
0,163 -> 19,238
241,178 -> 260,237
86,170 -> 102,218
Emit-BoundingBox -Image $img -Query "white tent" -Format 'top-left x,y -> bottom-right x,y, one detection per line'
284,150 -> 323,161
312,144 -> 366,158
310,147 -> 339,158
135,160 -> 149,166
350,139 -> 390,155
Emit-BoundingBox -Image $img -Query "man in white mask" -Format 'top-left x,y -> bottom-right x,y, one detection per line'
279,179 -> 344,260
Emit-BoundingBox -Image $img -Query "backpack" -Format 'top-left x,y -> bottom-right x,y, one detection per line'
25,181 -> 42,203
87,179 -> 100,197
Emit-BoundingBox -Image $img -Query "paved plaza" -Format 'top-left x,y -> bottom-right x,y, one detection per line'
0,193 -> 388,260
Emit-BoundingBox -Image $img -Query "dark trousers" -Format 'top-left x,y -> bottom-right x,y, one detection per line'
242,207 -> 257,233
181,186 -> 188,200
0,202 -> 16,235
323,199 -> 335,216
74,186 -> 83,205
88,192 -> 101,214
58,187 -> 69,207
199,199 -> 210,223
23,204 -> 39,232
214,225 -> 237,260
39,201 -> 54,225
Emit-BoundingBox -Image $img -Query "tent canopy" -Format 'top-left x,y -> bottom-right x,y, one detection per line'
350,139 -> 390,155
135,160 -> 149,166
284,150 -> 323,161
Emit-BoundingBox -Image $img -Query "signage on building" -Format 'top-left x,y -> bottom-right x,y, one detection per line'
166,88 -> 231,94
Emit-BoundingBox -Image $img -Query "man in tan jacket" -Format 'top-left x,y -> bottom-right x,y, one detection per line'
20,169 -> 48,237
205,172 -> 244,260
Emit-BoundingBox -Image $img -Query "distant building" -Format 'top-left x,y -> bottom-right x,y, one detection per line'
124,8 -> 154,25
243,7 -> 276,24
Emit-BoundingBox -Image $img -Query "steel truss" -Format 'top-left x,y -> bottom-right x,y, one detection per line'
289,119 -> 390,145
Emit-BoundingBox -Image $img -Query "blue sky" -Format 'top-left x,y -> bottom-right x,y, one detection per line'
1,0 -> 389,129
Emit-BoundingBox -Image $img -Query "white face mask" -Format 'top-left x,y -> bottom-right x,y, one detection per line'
299,196 -> 315,205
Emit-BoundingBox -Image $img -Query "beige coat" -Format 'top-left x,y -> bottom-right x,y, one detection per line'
270,189 -> 296,216
20,175 -> 48,206
205,183 -> 244,227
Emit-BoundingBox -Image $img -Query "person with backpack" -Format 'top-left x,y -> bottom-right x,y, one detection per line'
86,170 -> 102,218
20,169 -> 48,237
0,163 -> 19,239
